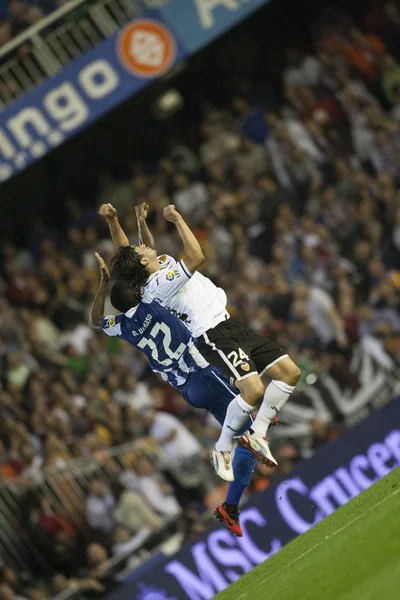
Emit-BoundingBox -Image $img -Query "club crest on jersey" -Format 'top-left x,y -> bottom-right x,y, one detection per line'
106,316 -> 116,328
241,362 -> 250,372
159,255 -> 167,263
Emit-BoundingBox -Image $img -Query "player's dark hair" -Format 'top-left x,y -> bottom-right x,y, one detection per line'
110,246 -> 149,288
110,280 -> 142,313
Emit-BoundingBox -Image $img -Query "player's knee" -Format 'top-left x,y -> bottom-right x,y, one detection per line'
282,361 -> 301,386
269,358 -> 301,387
289,363 -> 301,386
239,377 -> 264,406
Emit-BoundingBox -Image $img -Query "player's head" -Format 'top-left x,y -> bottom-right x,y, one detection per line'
110,279 -> 141,313
110,244 -> 158,283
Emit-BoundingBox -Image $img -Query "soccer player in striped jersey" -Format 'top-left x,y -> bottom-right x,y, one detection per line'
89,253 -> 257,537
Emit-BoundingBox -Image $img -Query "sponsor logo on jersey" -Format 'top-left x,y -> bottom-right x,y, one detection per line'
118,19 -> 176,79
106,316 -> 116,328
241,362 -> 250,372
166,269 -> 180,281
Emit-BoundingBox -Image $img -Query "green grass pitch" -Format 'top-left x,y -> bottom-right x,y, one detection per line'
216,467 -> 400,600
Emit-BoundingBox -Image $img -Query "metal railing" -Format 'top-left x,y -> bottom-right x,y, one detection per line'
0,0 -> 145,108
0,440 -> 149,577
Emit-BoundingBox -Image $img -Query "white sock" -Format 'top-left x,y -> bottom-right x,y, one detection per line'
251,380 -> 295,437
215,394 -> 254,451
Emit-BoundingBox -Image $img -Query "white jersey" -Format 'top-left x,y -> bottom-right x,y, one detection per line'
144,254 -> 229,337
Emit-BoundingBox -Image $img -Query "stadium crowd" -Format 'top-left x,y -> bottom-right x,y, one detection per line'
0,0 -> 65,45
1,1 -> 400,597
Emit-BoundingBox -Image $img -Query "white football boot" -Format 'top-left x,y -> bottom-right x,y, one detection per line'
210,446 -> 234,482
239,431 -> 278,467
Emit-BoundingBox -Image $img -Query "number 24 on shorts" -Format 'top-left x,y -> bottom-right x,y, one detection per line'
228,348 -> 249,368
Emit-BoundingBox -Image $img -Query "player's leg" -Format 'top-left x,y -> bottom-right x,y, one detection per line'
228,329 -> 300,465
198,321 -> 281,467
196,326 -> 261,458
183,367 -> 258,534
249,333 -> 301,436
254,356 -> 300,430
199,321 -> 264,405
181,366 -> 253,481
205,379 -> 257,536
214,447 -> 257,537
234,374 -> 279,467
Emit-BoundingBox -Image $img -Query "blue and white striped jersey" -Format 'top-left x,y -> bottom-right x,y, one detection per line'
101,293 -> 209,388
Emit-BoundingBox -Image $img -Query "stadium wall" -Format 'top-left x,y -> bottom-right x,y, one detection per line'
106,398 -> 400,600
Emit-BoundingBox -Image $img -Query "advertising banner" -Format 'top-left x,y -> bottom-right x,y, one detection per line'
106,398 -> 400,600
0,0 -> 270,184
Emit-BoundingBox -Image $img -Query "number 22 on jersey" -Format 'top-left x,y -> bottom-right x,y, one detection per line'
137,322 -> 187,366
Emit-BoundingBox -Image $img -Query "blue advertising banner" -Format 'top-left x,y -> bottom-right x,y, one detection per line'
0,0 -> 270,184
158,0 -> 270,53
106,398 -> 400,600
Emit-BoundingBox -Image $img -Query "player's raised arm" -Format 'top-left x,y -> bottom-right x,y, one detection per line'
89,253 -> 110,330
98,203 -> 130,249
136,202 -> 156,249
163,205 -> 204,273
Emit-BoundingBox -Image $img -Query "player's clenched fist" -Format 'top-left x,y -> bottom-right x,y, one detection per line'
136,202 -> 149,221
98,203 -> 117,222
163,204 -> 182,224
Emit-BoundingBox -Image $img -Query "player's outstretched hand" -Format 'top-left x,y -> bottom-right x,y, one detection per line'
136,201 -> 149,221
95,252 -> 110,283
163,204 -> 181,224
98,203 -> 117,222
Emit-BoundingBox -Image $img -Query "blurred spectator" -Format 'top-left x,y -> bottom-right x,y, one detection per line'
233,137 -> 269,176
326,26 -> 385,82
111,526 -> 151,556
292,281 -> 348,348
172,173 -> 209,225
0,584 -> 19,600
232,96 -> 269,143
31,496 -> 75,540
131,453 -> 181,521
361,321 -> 400,370
283,49 -> 322,87
84,544 -> 118,592
143,410 -> 202,468
114,486 -> 164,531
85,481 -> 116,536
0,568 -> 24,598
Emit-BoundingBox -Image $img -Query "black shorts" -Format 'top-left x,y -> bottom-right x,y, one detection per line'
197,318 -> 287,384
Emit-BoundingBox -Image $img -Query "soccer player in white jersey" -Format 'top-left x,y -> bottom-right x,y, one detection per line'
99,202 -> 301,478
90,253 -> 258,535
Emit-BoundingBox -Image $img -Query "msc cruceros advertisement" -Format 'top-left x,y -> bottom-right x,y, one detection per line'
105,399 -> 400,600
